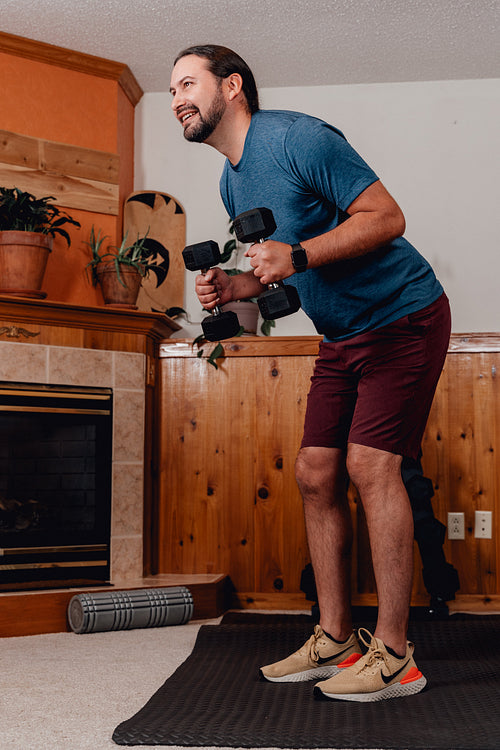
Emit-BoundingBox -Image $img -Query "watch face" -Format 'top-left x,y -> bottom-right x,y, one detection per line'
292,245 -> 308,270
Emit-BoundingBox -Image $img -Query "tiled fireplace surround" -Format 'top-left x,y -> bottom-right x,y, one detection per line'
0,340 -> 147,582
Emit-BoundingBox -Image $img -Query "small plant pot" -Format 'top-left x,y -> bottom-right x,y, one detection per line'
0,230 -> 52,299
95,262 -> 143,309
223,300 -> 260,335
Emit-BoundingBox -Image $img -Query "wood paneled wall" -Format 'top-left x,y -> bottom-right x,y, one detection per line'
156,335 -> 500,611
421,340 -> 500,601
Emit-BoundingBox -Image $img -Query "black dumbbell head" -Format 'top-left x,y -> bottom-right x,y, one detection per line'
232,207 -> 277,244
202,310 -> 241,341
182,240 -> 221,272
258,284 -> 301,320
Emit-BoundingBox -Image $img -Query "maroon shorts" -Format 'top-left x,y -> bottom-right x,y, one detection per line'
301,293 -> 451,459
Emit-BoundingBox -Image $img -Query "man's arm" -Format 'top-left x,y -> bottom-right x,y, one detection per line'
245,180 -> 406,285
303,180 -> 406,266
195,267 -> 265,310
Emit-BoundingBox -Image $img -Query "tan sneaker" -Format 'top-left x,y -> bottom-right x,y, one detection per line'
314,627 -> 427,701
260,624 -> 362,683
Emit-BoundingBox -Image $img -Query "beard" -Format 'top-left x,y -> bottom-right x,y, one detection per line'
183,86 -> 226,143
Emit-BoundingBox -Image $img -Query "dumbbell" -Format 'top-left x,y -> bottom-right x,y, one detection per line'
232,207 -> 301,320
182,240 -> 241,341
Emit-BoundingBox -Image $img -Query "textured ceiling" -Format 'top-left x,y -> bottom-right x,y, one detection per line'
1,0 -> 499,92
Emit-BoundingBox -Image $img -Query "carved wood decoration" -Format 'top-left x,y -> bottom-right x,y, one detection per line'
0,128 -> 119,215
124,191 -> 186,313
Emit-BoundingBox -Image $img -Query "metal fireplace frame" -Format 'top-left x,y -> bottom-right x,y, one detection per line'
0,381 -> 113,590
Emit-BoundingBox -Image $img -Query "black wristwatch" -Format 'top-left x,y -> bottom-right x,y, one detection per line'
290,243 -> 308,273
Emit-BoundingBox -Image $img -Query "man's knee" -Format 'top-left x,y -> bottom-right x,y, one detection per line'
346,443 -> 402,494
295,446 -> 347,501
295,448 -> 316,496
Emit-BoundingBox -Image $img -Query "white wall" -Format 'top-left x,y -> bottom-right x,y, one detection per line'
135,78 -> 500,335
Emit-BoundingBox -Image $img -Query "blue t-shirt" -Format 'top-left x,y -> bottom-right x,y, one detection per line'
220,109 -> 443,341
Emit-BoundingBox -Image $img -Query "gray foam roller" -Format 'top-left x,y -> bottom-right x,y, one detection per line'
67,586 -> 193,633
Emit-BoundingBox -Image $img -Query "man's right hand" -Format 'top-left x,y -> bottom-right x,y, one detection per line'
195,267 -> 233,310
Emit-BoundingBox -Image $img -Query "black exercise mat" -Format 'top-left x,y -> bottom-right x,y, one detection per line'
113,612 -> 500,749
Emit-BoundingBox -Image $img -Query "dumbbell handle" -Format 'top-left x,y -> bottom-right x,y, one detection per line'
200,266 -> 223,315
197,267 -> 241,340
183,240 -> 241,340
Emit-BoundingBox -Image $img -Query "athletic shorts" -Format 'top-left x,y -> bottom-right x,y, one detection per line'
301,293 -> 451,459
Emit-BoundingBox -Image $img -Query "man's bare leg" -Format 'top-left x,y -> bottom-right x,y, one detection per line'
347,443 -> 414,656
295,446 -> 353,642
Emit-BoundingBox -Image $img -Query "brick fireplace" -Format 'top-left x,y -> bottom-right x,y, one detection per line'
0,339 -> 147,582
0,297 -> 181,587
0,298 -> 229,634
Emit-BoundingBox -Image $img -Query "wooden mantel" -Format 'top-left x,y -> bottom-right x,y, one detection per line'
0,295 -> 180,353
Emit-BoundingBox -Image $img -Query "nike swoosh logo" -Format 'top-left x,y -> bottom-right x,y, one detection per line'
316,645 -> 353,665
381,659 -> 411,684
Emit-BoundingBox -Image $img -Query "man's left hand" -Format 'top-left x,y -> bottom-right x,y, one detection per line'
244,240 -> 295,285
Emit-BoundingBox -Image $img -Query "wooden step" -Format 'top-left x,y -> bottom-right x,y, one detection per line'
0,573 -> 231,637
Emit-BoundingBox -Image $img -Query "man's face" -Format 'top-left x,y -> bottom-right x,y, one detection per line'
170,55 -> 227,143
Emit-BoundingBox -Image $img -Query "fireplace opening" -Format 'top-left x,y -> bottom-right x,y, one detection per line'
0,382 -> 113,591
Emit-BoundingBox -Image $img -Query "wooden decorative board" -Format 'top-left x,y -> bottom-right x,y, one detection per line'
0,128 -> 119,215
123,191 -> 186,313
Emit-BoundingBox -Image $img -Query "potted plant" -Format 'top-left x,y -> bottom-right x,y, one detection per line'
0,186 -> 81,298
219,222 -> 275,336
85,227 -> 158,309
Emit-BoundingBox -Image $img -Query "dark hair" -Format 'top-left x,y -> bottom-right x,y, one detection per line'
174,44 -> 259,115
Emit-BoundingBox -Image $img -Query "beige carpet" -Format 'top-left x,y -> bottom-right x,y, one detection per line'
1,612 -> 378,750
1,618 -> 218,750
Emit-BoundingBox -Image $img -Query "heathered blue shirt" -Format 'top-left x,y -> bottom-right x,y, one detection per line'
220,109 -> 443,341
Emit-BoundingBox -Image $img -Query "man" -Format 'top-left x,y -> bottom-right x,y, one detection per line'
170,45 -> 451,702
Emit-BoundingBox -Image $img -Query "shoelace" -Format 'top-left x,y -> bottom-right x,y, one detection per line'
307,624 -> 327,663
355,628 -> 387,674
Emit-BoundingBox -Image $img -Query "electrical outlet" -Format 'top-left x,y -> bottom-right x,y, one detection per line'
475,511 -> 492,539
448,512 -> 465,539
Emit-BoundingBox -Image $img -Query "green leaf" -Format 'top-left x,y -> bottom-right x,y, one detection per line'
165,306 -> 187,318
260,319 -> 275,336
193,333 -> 206,347
220,238 -> 236,264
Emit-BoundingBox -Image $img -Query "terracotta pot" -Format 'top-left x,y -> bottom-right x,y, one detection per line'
223,300 -> 260,335
0,230 -> 53,299
96,262 -> 143,309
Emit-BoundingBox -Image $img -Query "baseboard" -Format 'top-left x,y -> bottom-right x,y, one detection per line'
231,591 -> 500,614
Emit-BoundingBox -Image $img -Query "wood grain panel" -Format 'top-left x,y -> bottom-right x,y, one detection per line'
157,345 -> 316,595
0,128 -> 120,215
157,358 -> 256,589
0,164 -> 119,215
42,139 -> 119,183
254,356 -> 310,593
422,350 -> 499,600
0,128 -> 40,168
157,335 -> 500,610
0,130 -> 119,181
472,354 -> 497,594
219,359 -> 257,591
